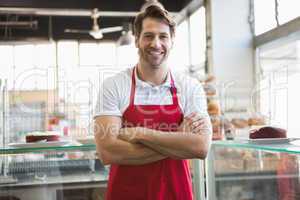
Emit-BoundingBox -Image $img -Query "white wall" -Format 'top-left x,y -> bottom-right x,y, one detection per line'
207,0 -> 255,112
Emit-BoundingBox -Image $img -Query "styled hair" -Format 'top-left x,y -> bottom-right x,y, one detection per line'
134,5 -> 176,39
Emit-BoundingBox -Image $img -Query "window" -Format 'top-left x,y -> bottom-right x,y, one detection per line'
116,43 -> 138,68
258,41 -> 300,137
35,43 -> 56,67
169,20 -> 189,71
278,0 -> 300,25
13,44 -> 55,90
98,42 -> 116,66
14,44 -> 35,67
79,42 -> 99,66
190,7 -> 206,66
57,41 -> 78,67
169,6 -> 206,74
254,0 -> 300,35
0,45 -> 14,87
254,0 -> 276,35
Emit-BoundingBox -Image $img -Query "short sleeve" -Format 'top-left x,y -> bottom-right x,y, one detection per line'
94,77 -> 122,118
184,79 -> 209,119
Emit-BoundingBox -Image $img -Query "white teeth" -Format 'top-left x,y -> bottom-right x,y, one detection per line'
149,51 -> 162,55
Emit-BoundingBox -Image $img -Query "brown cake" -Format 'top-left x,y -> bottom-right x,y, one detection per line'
249,126 -> 287,139
25,132 -> 60,143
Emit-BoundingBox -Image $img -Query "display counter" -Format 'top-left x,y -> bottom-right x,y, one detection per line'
4,140 -> 299,200
0,144 -> 108,200
206,140 -> 300,200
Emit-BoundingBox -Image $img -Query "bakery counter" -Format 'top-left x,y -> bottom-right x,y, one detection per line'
206,140 -> 300,200
0,144 -> 108,200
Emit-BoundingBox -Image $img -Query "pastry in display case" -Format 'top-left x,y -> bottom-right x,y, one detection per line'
200,74 -> 226,140
231,118 -> 249,129
248,116 -> 266,127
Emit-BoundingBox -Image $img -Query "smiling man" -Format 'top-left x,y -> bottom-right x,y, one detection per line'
94,5 -> 212,200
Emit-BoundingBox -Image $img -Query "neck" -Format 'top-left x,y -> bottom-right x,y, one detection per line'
137,61 -> 169,85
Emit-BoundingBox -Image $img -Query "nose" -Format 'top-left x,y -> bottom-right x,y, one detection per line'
150,36 -> 162,48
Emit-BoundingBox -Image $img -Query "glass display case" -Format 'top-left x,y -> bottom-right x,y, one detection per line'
0,144 -> 108,200
206,140 -> 300,200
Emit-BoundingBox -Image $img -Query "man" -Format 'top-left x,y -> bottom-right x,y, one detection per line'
94,5 -> 212,200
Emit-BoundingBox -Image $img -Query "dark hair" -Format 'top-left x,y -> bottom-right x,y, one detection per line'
134,5 -> 176,39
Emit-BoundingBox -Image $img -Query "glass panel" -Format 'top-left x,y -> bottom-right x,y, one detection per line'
207,143 -> 300,200
0,144 -> 96,154
288,73 -> 300,135
259,77 -> 271,119
213,140 -> 300,154
0,148 -> 108,199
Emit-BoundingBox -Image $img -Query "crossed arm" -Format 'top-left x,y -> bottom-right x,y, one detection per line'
94,113 -> 212,166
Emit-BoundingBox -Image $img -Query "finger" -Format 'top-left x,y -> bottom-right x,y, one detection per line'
185,114 -> 200,126
190,117 -> 208,128
187,115 -> 205,126
192,123 -> 211,134
185,112 -> 197,121
191,119 -> 206,129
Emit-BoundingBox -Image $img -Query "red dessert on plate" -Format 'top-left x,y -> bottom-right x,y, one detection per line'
25,131 -> 61,143
249,126 -> 286,139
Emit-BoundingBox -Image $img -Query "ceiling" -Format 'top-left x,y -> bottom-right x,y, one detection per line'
0,0 -> 193,42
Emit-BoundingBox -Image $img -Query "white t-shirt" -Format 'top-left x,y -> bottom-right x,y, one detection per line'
94,68 -> 209,119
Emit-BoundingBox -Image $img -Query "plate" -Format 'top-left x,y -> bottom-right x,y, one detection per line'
248,138 -> 298,144
8,141 -> 70,148
76,136 -> 95,145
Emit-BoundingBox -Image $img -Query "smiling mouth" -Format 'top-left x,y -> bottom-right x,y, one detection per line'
147,50 -> 164,56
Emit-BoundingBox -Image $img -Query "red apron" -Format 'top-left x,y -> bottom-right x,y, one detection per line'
106,67 -> 193,200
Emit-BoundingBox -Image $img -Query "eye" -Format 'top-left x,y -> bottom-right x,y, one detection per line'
160,35 -> 169,40
143,34 -> 153,39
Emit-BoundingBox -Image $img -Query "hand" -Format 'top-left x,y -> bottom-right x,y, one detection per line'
179,112 -> 211,134
118,127 -> 141,143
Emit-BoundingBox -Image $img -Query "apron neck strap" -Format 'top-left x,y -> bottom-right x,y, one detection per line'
129,67 -> 137,105
169,72 -> 179,105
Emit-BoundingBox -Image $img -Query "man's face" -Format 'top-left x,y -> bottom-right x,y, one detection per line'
136,17 -> 173,68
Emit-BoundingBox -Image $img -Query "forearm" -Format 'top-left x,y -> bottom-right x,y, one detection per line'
95,133 -> 166,165
135,127 -> 211,159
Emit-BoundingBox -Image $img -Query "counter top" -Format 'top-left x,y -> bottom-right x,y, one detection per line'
213,139 -> 300,154
0,143 -> 96,155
